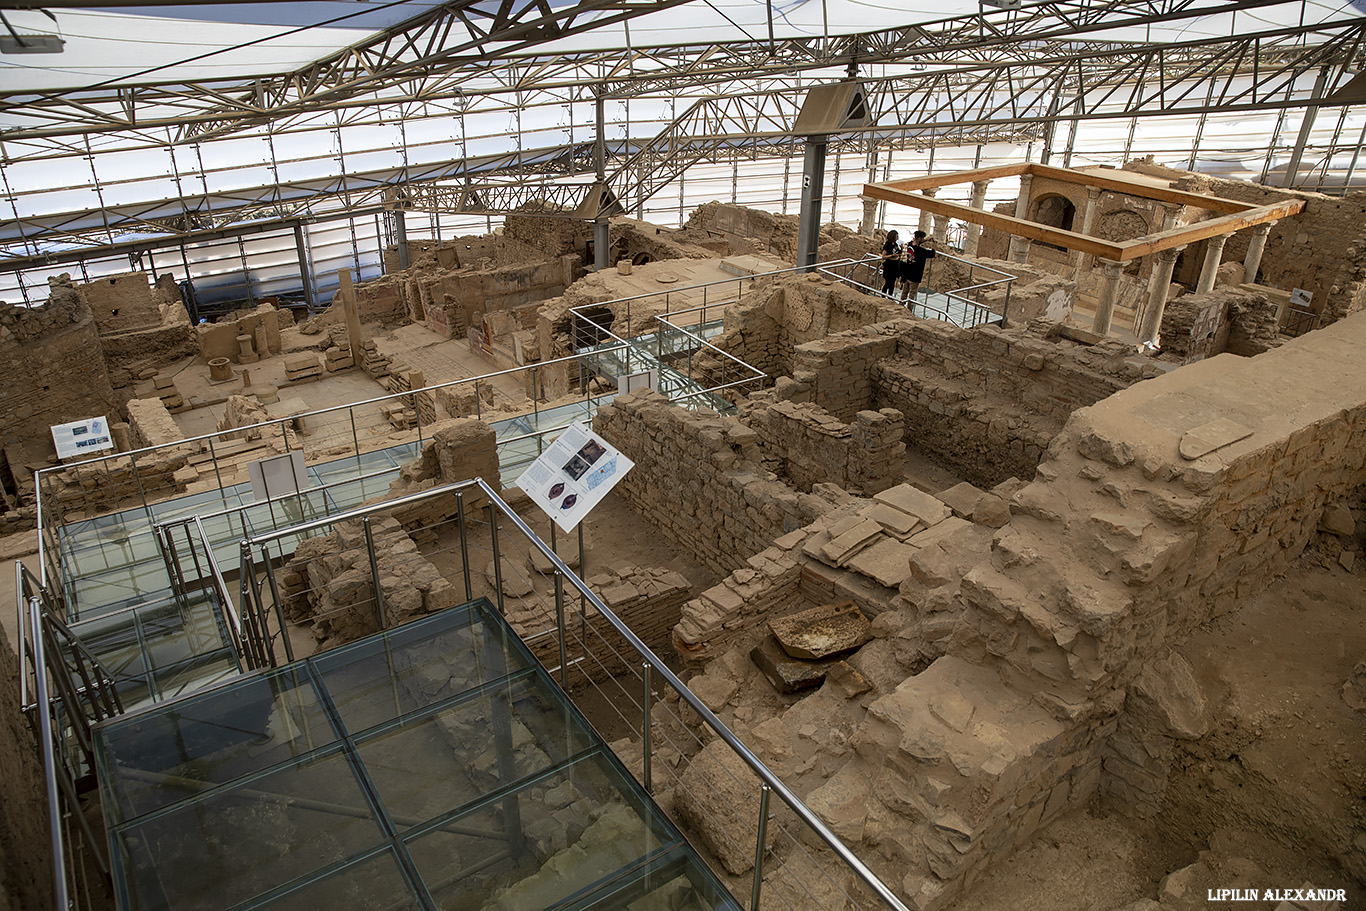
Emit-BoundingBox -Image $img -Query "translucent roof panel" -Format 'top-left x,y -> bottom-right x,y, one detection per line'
93,598 -> 743,911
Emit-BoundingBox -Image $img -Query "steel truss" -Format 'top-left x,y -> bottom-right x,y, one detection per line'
0,0 -> 1338,143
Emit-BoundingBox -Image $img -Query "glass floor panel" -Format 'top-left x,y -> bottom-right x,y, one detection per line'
94,599 -> 742,911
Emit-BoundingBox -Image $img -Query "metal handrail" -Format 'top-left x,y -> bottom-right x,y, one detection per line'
236,477 -> 911,911
29,594 -> 69,911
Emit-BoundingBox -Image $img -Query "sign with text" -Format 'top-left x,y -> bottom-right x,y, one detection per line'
516,422 -> 634,532
51,416 -> 113,460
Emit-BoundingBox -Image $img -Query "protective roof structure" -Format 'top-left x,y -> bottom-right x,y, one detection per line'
2,0 -> 1366,267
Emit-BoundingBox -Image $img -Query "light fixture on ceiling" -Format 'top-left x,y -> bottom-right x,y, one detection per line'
0,9 -> 64,54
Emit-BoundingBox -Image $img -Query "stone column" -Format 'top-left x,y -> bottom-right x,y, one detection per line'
965,179 -> 989,256
1091,258 -> 1124,336
1138,246 -> 1184,347
1196,233 -> 1232,294
861,197 -> 879,236
1243,222 -> 1274,284
1073,186 -> 1103,276
932,213 -> 949,245
1006,173 -> 1034,263
918,188 -> 937,235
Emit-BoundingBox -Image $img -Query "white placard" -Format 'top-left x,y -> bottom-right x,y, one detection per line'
1290,288 -> 1313,309
616,369 -> 658,394
51,416 -> 114,460
516,422 -> 634,533
248,450 -> 307,503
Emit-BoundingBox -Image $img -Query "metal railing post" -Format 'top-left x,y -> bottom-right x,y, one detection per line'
751,784 -> 771,911
642,662 -> 652,793
363,517 -> 387,630
259,542 -> 294,664
29,595 -> 70,911
456,491 -> 472,601
554,570 -> 567,688
488,507 -> 505,614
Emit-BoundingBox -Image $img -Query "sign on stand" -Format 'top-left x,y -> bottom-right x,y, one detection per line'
516,422 -> 634,533
51,416 -> 114,460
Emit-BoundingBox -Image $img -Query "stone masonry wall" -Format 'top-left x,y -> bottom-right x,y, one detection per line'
0,279 -> 119,455
0,621 -> 52,911
666,311 -> 1366,909
873,319 -> 1157,488
592,391 -> 841,575
740,390 -> 905,496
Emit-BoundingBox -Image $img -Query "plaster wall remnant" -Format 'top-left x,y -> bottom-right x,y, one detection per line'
197,303 -> 290,364
592,390 -> 845,575
668,310 -> 1366,909
0,276 -> 119,456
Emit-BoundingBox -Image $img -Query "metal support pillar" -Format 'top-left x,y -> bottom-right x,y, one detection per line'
293,224 -> 314,309
794,134 -> 827,270
1282,67 -> 1331,188
1196,233 -> 1231,294
1092,258 -> 1124,336
594,92 -> 611,272
394,209 -> 410,270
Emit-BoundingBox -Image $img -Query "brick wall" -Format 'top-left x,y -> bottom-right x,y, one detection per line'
592,391 -> 840,575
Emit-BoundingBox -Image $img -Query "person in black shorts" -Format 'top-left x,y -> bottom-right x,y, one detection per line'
901,230 -> 937,303
880,230 -> 903,297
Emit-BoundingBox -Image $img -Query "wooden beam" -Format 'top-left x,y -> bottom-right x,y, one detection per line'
1115,198 -> 1306,259
863,184 -> 1305,262
874,163 -> 1029,193
863,183 -> 1127,259
1026,163 -> 1255,214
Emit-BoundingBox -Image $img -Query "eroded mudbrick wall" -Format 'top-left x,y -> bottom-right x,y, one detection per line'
0,280 -> 119,455
593,391 -> 841,575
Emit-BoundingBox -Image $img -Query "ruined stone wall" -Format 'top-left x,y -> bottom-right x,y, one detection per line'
126,397 -> 186,450
684,202 -> 864,264
697,277 -> 902,400
790,327 -> 900,421
197,304 -> 287,363
0,280 -> 119,456
667,311 -> 1366,909
1158,286 -> 1282,362
592,391 -> 839,575
78,270 -> 164,334
872,320 -> 1155,488
526,565 -> 693,681
381,418 -> 501,542
740,392 -> 905,496
424,259 -> 574,340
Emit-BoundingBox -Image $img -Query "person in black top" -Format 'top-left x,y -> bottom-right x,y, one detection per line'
880,230 -> 903,297
901,230 -> 937,303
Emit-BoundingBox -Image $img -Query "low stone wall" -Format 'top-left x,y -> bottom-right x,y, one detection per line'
696,276 -> 901,390
379,418 -> 501,543
126,397 -> 186,449
592,391 -> 841,575
525,565 -> 693,682
873,319 -> 1155,488
740,392 -> 905,496
1158,286 -> 1282,362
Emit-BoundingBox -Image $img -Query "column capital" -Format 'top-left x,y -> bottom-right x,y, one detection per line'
1086,186 -> 1102,201
922,186 -> 938,197
1097,257 -> 1124,276
1251,221 -> 1275,236
1156,245 -> 1184,263
971,178 -> 991,192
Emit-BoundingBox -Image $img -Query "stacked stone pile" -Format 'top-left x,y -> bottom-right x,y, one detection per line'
280,517 -> 460,648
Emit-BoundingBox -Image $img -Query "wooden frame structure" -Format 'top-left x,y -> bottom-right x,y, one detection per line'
863,163 -> 1305,261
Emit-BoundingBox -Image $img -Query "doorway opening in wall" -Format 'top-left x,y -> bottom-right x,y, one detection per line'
573,305 -> 616,348
1034,194 -> 1076,250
